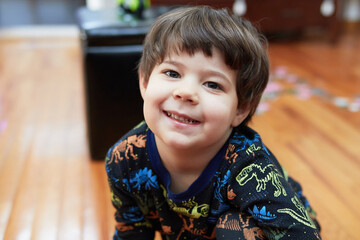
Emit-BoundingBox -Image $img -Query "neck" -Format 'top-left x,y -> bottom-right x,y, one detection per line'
154,135 -> 228,193
155,137 -> 220,173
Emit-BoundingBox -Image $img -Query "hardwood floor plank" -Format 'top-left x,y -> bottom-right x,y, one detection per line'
251,31 -> 360,239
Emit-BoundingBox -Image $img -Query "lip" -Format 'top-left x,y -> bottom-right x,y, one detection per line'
163,110 -> 200,125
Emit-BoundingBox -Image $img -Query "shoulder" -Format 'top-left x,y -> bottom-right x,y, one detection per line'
225,126 -> 287,177
224,126 -> 287,194
105,121 -> 149,176
225,126 -> 271,166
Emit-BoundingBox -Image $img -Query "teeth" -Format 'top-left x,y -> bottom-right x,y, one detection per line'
166,112 -> 198,124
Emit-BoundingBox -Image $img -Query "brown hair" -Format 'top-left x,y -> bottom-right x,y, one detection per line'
138,5 -> 269,125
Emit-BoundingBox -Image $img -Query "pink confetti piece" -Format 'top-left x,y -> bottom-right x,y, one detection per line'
274,66 -> 288,78
258,66 -> 360,114
285,74 -> 298,83
348,102 -> 360,112
295,84 -> 312,100
354,96 -> 360,104
0,120 -> 8,134
256,102 -> 270,115
264,81 -> 283,93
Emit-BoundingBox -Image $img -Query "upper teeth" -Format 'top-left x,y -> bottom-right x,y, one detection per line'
167,112 -> 197,124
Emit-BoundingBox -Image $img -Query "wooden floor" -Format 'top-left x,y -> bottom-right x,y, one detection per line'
0,28 -> 359,240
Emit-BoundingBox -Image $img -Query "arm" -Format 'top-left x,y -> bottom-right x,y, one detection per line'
226,153 -> 321,239
216,211 -> 266,240
106,145 -> 155,240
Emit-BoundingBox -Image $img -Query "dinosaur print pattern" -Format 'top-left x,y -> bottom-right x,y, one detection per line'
216,212 -> 266,240
277,196 -> 317,229
130,167 -> 159,190
236,163 -> 287,197
108,134 -> 146,164
161,185 -> 210,219
106,122 -> 322,239
248,205 -> 277,222
229,132 -> 270,156
177,214 -> 216,240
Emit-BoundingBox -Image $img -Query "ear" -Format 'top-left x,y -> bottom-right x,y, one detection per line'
231,107 -> 250,127
139,70 -> 147,100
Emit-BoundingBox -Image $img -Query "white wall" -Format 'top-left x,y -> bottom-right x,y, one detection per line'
344,0 -> 360,21
86,0 -> 116,10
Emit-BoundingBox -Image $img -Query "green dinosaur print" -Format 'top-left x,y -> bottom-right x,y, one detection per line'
277,196 -> 317,229
111,191 -> 122,208
161,185 -> 209,219
236,164 -> 287,197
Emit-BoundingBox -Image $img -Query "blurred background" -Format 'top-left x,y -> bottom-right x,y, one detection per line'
0,0 -> 359,239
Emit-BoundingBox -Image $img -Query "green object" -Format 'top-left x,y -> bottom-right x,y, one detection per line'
117,0 -> 150,13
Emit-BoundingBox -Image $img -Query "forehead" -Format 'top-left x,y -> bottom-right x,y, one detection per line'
162,44 -> 224,65
161,48 -> 237,83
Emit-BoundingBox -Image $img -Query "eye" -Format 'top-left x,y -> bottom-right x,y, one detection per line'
204,81 -> 222,90
165,70 -> 180,79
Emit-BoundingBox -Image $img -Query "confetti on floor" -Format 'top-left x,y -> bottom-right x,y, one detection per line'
0,96 -> 8,135
257,66 -> 360,115
0,120 -> 8,134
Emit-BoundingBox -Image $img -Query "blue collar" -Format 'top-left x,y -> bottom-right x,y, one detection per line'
147,129 -> 228,202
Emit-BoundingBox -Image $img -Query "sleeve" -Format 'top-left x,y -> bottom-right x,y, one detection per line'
105,144 -> 155,240
227,151 -> 321,239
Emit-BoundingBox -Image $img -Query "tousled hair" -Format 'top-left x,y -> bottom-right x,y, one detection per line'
138,5 -> 269,125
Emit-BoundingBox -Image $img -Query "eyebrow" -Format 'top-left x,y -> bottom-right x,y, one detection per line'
162,60 -> 233,84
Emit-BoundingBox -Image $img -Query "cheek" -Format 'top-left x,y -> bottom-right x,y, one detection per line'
142,84 -> 167,115
143,84 -> 163,102
203,95 -> 238,120
147,77 -> 170,95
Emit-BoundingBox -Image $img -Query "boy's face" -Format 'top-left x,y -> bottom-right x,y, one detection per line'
139,48 -> 249,151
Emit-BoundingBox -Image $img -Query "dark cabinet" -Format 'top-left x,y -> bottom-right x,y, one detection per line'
152,0 -> 341,39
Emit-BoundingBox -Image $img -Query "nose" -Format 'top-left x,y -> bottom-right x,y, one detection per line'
173,80 -> 199,104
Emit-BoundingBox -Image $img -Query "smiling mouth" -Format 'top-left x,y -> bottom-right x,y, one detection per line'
165,111 -> 200,125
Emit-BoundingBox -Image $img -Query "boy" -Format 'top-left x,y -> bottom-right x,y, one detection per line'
106,6 -> 321,240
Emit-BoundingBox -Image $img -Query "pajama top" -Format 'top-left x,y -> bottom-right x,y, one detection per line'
105,121 -> 321,240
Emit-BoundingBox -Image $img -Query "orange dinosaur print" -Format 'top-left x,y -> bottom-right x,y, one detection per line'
227,187 -> 236,200
109,134 -> 146,164
146,210 -> 159,219
159,217 -> 174,235
216,212 -> 265,240
239,213 -> 266,240
176,214 -> 215,240
161,225 -> 173,235
116,222 -> 134,232
225,144 -> 238,164
217,212 -> 241,231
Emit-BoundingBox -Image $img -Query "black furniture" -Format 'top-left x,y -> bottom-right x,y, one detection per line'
152,0 -> 341,41
77,6 -> 172,159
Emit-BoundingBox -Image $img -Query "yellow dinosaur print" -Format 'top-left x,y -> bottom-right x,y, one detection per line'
134,221 -> 152,228
277,196 -> 317,229
264,228 -> 287,240
246,144 -> 262,156
109,134 -> 146,164
111,191 -> 122,208
171,201 -> 209,219
236,164 -> 287,197
161,185 -> 209,218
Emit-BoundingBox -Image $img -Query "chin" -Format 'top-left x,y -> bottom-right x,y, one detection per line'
162,136 -> 195,149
